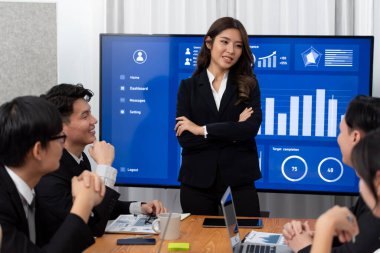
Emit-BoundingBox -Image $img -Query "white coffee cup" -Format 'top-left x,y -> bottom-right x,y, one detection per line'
152,213 -> 181,240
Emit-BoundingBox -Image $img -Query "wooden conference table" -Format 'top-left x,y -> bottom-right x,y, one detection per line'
84,215 -> 315,253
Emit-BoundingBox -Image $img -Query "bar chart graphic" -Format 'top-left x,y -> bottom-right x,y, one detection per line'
259,88 -> 347,138
251,43 -> 290,71
257,51 -> 277,68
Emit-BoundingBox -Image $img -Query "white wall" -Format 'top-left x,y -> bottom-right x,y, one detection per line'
0,0 -> 106,126
56,0 -> 106,129
53,0 -> 380,111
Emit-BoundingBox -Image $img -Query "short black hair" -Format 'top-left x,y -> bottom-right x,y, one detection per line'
352,129 -> 380,205
345,95 -> 380,133
41,83 -> 93,122
0,96 -> 62,167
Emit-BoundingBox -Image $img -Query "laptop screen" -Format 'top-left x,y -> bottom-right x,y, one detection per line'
221,187 -> 241,249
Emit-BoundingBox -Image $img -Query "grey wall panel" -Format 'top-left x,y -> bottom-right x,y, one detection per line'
0,2 -> 56,103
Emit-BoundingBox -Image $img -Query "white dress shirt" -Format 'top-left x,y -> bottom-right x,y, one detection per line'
206,69 -> 228,111
5,166 -> 35,215
203,69 -> 229,138
5,166 -> 36,242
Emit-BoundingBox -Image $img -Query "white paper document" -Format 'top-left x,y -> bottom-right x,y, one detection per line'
105,213 -> 191,234
244,230 -> 287,245
105,214 -> 157,234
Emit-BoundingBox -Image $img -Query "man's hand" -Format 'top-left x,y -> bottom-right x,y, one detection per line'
75,170 -> 106,197
89,140 -> 115,165
141,200 -> 167,215
70,173 -> 106,223
72,174 -> 105,206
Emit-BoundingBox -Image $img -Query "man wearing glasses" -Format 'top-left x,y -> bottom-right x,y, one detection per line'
35,84 -> 167,245
0,96 -> 105,252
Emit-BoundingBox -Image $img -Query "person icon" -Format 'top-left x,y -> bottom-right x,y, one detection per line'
136,51 -> 144,62
185,48 -> 191,55
184,58 -> 191,66
133,50 -> 147,64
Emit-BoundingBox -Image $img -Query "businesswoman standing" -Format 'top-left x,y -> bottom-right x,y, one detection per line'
175,17 -> 262,216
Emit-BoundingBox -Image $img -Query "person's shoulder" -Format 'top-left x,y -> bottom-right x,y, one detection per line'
181,75 -> 197,84
182,71 -> 207,86
59,149 -> 82,171
0,165 -> 7,184
0,165 -> 14,190
38,150 -> 77,183
178,76 -> 196,92
0,172 -> 10,195
352,196 -> 370,216
354,197 -> 380,226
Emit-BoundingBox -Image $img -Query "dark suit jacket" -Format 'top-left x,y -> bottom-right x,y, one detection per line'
299,196 -> 380,253
35,149 -> 132,245
176,70 -> 262,188
0,164 -> 94,253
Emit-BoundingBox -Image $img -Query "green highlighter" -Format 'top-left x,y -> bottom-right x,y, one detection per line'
168,242 -> 190,251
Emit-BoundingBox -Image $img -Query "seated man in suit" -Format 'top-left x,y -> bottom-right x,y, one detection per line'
35,83 -> 167,244
0,96 -> 105,253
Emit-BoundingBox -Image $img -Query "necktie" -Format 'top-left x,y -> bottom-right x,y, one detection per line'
26,197 -> 36,243
79,160 -> 90,172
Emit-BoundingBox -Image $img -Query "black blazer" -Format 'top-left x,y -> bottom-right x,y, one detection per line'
0,164 -> 94,253
35,149 -> 132,245
176,70 -> 262,188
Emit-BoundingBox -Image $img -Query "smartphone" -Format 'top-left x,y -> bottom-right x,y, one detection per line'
202,218 -> 263,228
116,238 -> 156,245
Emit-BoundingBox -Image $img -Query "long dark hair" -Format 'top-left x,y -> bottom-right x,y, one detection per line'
352,129 -> 380,205
193,17 -> 258,105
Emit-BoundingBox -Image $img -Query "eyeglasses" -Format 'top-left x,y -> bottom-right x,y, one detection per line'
144,215 -> 157,225
49,134 -> 67,144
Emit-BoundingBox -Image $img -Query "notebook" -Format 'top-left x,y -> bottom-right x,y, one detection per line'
221,187 -> 293,253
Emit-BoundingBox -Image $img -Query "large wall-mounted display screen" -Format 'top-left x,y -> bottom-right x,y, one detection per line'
100,35 -> 373,194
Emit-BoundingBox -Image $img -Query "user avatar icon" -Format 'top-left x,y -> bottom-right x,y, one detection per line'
133,50 -> 147,64
136,52 -> 144,62
184,58 -> 191,66
185,48 -> 191,55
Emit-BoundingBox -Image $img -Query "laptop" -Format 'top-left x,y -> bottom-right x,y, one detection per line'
221,187 -> 293,253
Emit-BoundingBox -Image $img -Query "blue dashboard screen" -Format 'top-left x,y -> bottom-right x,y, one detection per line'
100,35 -> 373,194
